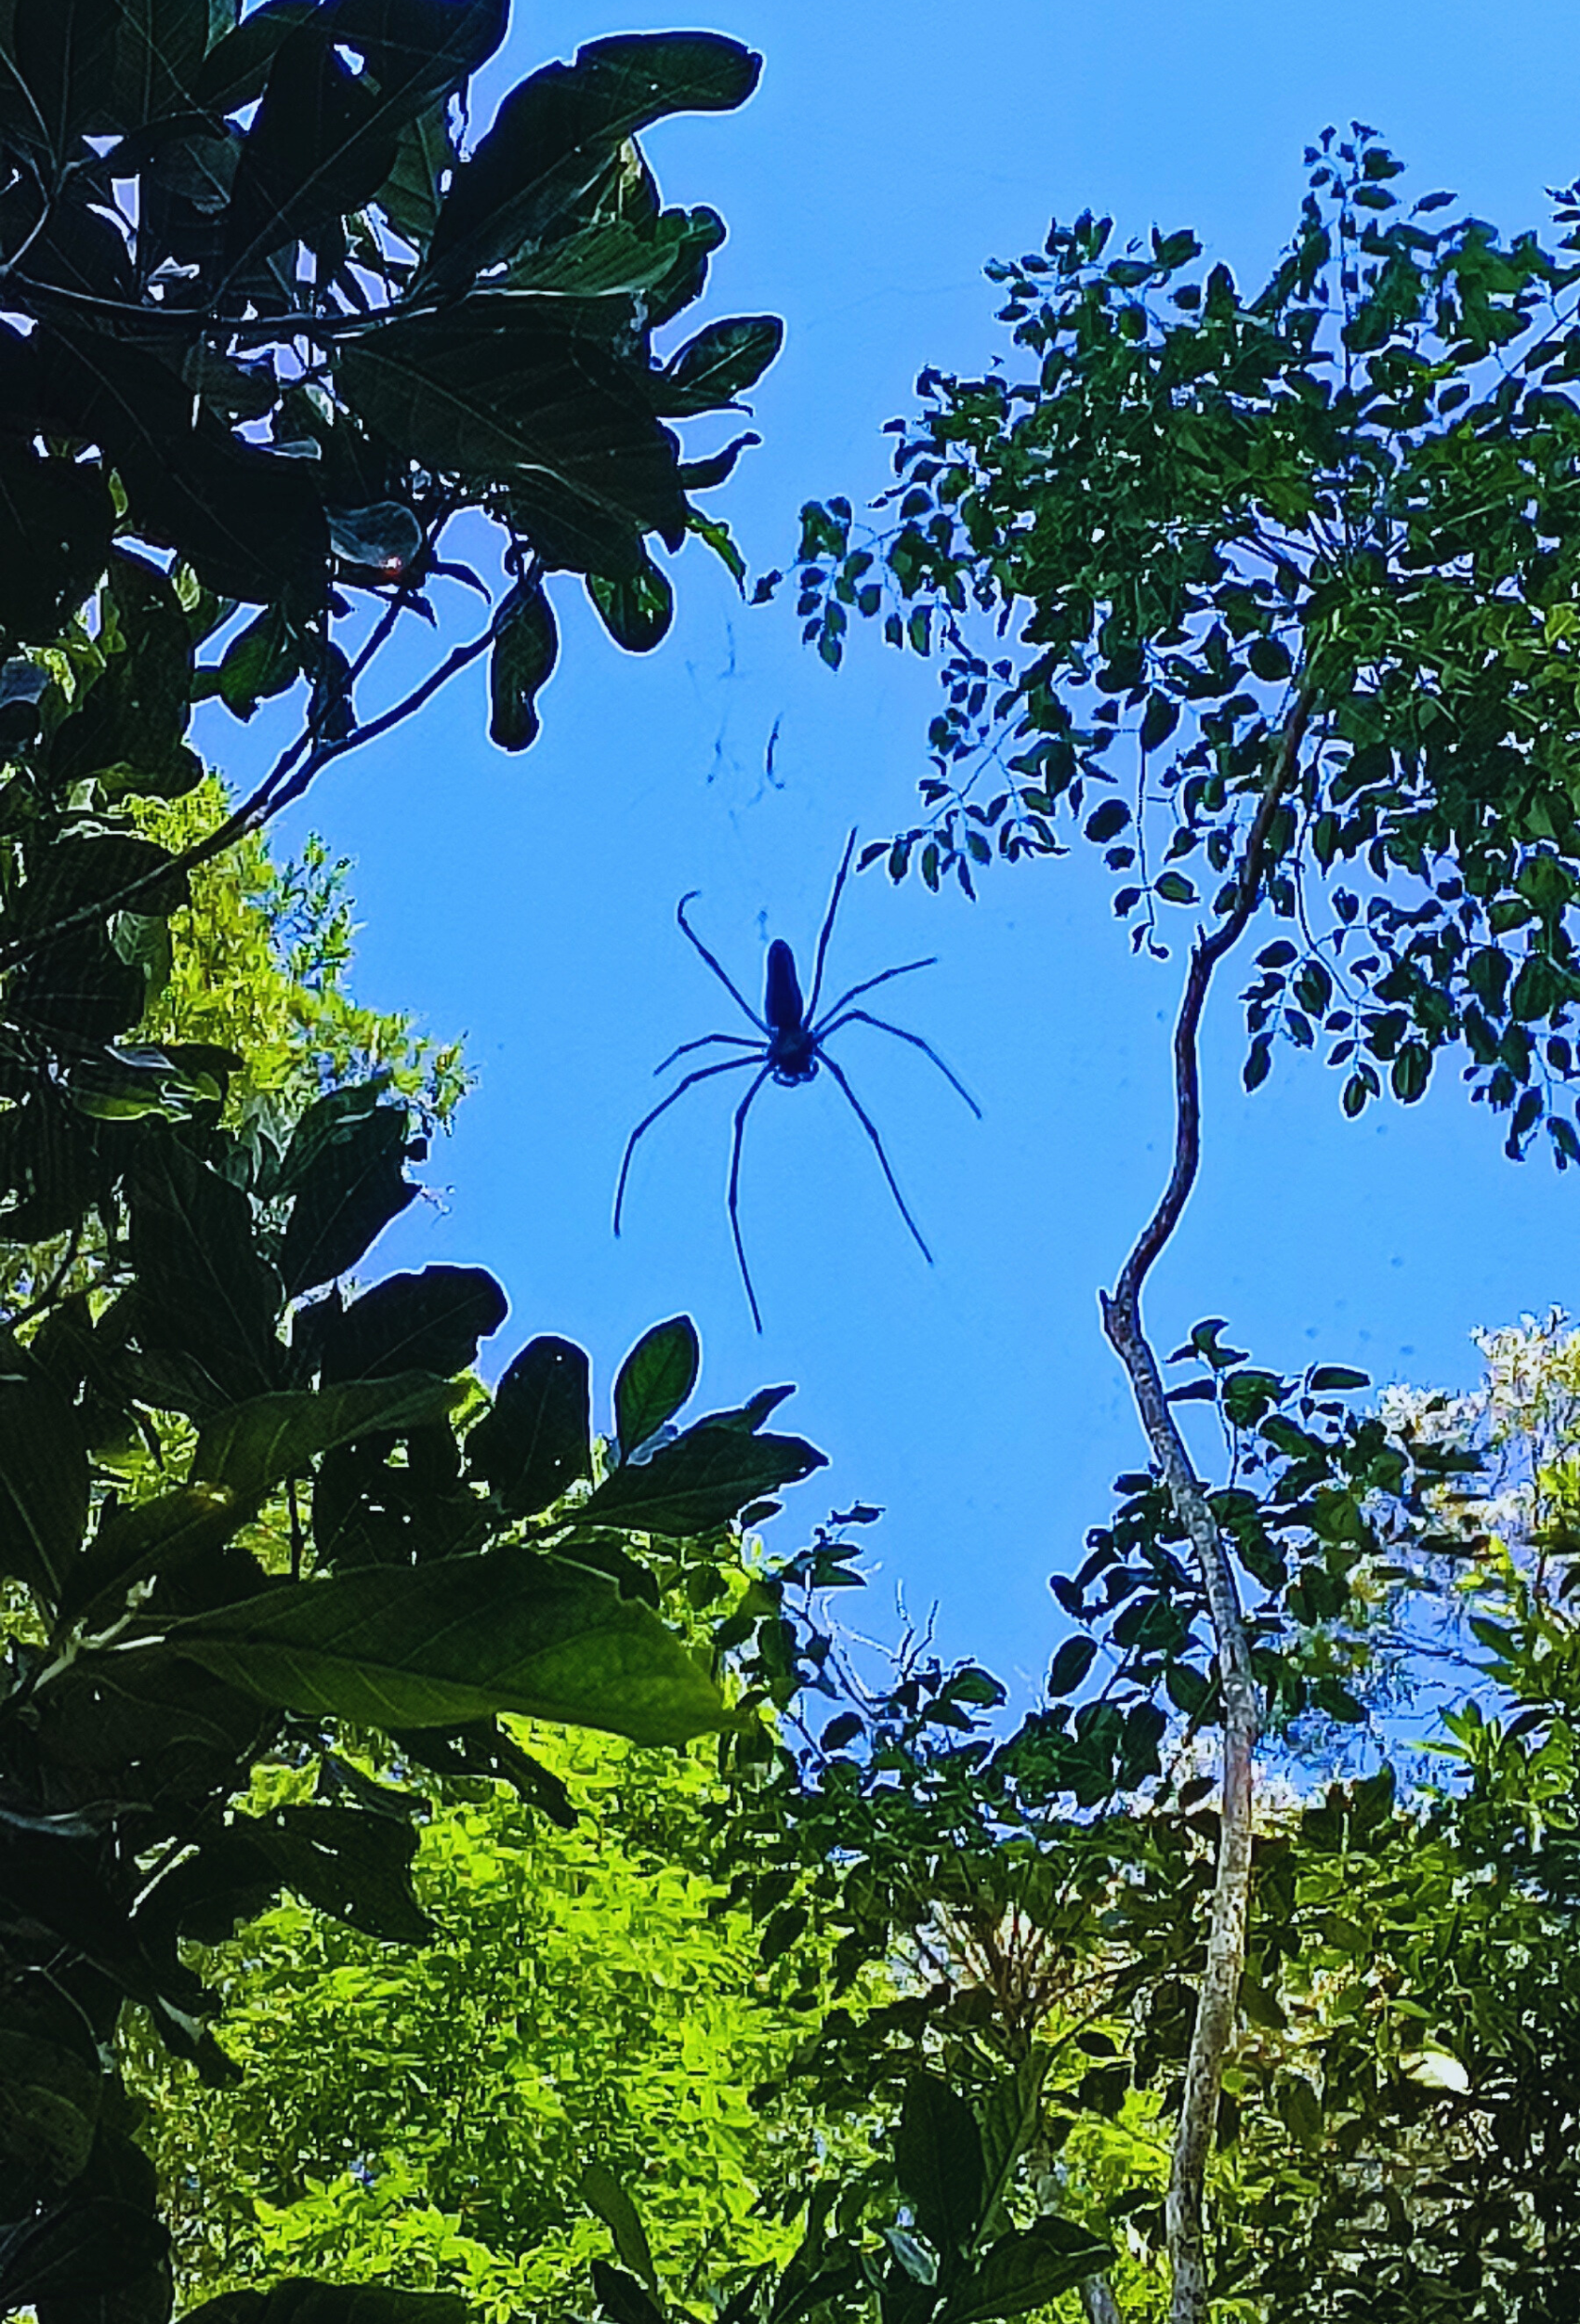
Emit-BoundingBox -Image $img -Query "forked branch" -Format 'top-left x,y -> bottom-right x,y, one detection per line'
1099,687 -> 1315,2324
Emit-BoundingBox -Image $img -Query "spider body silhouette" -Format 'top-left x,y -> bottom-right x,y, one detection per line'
613,829 -> 980,1331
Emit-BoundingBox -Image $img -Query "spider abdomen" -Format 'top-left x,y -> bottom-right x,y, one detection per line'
764,937 -> 804,1035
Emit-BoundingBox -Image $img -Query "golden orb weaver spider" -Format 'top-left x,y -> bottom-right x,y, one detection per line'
612,828 -> 981,1330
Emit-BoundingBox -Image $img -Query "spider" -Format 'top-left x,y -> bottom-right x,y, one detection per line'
613,828 -> 980,1331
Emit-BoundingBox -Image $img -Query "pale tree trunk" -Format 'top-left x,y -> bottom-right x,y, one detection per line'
1098,694 -> 1313,2324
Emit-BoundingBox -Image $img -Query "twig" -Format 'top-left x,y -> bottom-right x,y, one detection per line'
1098,686 -> 1314,2324
0,613 -> 505,974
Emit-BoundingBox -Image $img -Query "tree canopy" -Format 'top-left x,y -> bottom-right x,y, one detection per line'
7,25 -> 1580,2322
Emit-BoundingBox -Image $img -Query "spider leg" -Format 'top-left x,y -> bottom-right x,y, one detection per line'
613,1053 -> 761,1236
819,1052 -> 934,1265
677,891 -> 766,1030
817,1010 -> 982,1116
655,1032 -> 762,1074
804,827 -> 859,1022
727,1063 -> 775,1333
813,957 -> 937,1023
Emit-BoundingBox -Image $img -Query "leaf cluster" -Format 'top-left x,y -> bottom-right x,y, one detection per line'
782,131 -> 1580,1164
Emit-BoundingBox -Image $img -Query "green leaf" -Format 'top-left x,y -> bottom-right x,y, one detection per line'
653,314 -> 783,415
581,2160 -> 659,2292
1154,870 -> 1197,905
587,553 -> 674,653
975,2052 -> 1049,2243
421,33 -> 760,290
0,440 -> 115,646
1046,1635 -> 1096,1697
591,2260 -> 668,2324
337,300 -> 688,564
49,548 -> 196,790
1309,1366 -> 1369,1392
303,1265 -> 508,1383
940,2219 -> 1113,2324
582,1421 -> 824,1538
181,2288 -> 471,2322
128,1134 -> 285,1401
467,1335 -> 592,1516
613,1314 -> 699,1457
895,2070 -> 985,2259
0,1326 -> 88,1608
0,2024 -> 101,2199
160,1547 -> 727,1744
1083,799 -> 1130,843
279,1096 -> 418,1296
192,1372 -> 465,1503
489,575 -> 559,750
226,1801 -> 435,1943
58,1484 -> 244,1632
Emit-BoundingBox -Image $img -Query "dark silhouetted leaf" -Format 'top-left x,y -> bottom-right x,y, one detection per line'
581,1420 -> 823,1537
587,553 -> 673,652
653,314 -> 783,415
467,1335 -> 591,1515
192,1372 -> 464,1503
940,2219 -> 1113,2324
582,2161 -> 659,2291
304,1264 -> 508,1382
1047,1636 -> 1097,1697
128,1136 -> 285,1400
489,574 -> 558,749
279,1093 -> 418,1295
421,32 -> 759,290
895,2071 -> 984,2259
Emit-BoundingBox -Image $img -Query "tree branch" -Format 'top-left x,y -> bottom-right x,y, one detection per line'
1098,687 -> 1314,2324
0,613 -> 503,975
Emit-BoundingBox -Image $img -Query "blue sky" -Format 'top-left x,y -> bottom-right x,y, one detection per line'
218,1 -> 1580,1694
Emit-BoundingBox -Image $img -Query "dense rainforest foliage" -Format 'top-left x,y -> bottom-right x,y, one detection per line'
4,3 -> 1580,2318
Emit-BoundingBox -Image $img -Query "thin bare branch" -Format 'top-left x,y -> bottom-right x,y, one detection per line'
1099,685 -> 1315,2324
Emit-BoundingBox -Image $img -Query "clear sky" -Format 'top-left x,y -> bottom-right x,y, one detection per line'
214,1 -> 1580,1695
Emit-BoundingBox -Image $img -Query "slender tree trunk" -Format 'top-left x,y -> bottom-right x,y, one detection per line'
1099,693 -> 1313,2324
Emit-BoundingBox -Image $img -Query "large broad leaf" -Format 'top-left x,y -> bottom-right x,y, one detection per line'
653,314 -> 783,416
590,2260 -> 667,2324
58,1486 -> 243,1633
217,0 -> 505,264
108,0 -> 212,128
975,2053 -> 1049,2244
467,1334 -> 591,1515
0,440 -> 114,644
128,1135 -> 284,1399
0,1326 -> 88,1607
181,2287 -> 471,2322
337,299 -> 689,559
613,1314 -> 698,1458
216,1801 -> 434,1942
895,2071 -> 985,2263
279,1099 -> 419,1295
489,574 -> 558,749
8,326 -> 328,603
506,205 -> 724,301
0,2192 -> 168,2308
192,1372 -> 463,1503
49,548 -> 197,789
939,2220 -> 1113,2324
0,2008 -> 102,2201
160,1546 -> 726,1743
581,1419 -> 824,1538
421,32 -> 759,290
223,17 -> 405,275
302,1264 -> 508,1382
5,0 -> 122,149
